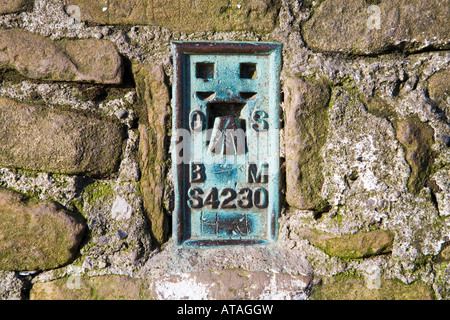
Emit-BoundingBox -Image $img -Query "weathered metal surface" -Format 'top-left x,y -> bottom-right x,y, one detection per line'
171,41 -> 282,247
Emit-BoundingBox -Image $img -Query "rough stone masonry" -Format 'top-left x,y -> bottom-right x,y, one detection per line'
0,0 -> 449,300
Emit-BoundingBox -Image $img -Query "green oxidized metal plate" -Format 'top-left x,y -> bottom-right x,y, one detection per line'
171,41 -> 282,247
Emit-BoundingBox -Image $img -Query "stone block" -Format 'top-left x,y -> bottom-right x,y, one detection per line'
302,0 -> 450,55
0,0 -> 32,14
67,0 -> 281,33
0,98 -> 125,177
0,29 -> 123,84
0,188 -> 86,271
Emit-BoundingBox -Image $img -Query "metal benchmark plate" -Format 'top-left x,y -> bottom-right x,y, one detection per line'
171,41 -> 282,247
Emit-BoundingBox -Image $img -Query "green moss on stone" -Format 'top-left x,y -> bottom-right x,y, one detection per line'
0,0 -> 33,14
0,68 -> 28,84
69,0 -> 281,33
133,63 -> 171,246
302,0 -> 450,55
30,275 -> 154,300
82,182 -> 114,207
0,188 -> 86,271
310,275 -> 435,300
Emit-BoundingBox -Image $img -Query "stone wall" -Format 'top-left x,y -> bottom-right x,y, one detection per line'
0,0 -> 449,300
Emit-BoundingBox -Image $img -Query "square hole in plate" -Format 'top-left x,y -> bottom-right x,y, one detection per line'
196,62 -> 215,79
240,63 -> 257,79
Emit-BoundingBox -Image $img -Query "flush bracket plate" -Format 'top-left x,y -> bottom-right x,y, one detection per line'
171,41 -> 282,247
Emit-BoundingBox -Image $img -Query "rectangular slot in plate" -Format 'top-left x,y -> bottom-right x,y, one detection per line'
171,41 -> 282,247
